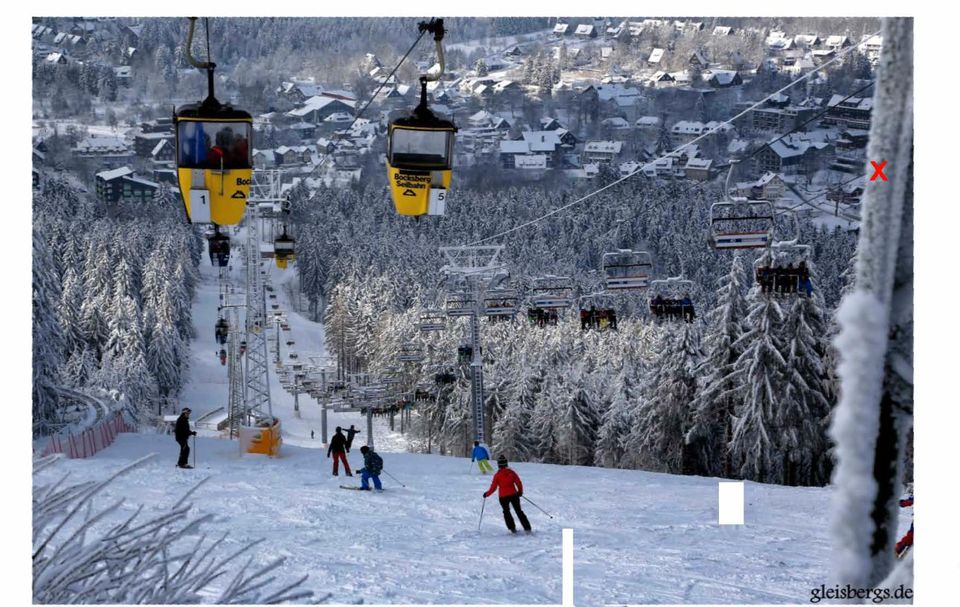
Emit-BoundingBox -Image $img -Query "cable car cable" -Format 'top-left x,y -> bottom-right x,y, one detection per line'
464,29 -> 882,247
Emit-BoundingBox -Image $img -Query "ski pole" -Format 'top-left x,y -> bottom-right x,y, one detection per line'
469,460 -> 475,474
478,497 -> 486,531
192,434 -> 196,468
382,469 -> 406,487
522,495 -> 554,519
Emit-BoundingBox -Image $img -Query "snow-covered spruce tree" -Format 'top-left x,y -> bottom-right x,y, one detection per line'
686,252 -> 748,478
555,359 -> 602,466
33,225 -> 65,436
628,322 -> 704,474
147,289 -> 186,406
727,279 -> 789,483
594,365 -> 637,468
492,346 -> 541,461
56,267 -> 86,360
33,455 -> 316,603
779,259 -> 832,486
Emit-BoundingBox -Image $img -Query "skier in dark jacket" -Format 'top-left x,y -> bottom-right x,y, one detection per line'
358,445 -> 383,490
483,455 -> 531,533
327,427 -> 352,476
345,424 -> 362,452
175,408 -> 197,468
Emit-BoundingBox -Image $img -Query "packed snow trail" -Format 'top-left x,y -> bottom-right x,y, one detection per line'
33,433 -> 910,605
179,241 -> 406,451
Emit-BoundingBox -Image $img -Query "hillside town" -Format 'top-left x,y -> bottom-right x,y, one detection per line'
33,17 -> 876,230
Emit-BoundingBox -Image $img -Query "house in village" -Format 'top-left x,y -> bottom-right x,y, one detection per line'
582,141 -> 623,165
252,149 -> 276,170
822,94 -> 873,130
149,139 -> 175,164
553,23 -> 570,37
273,145 -> 313,166
707,70 -> 742,88
649,71 -> 675,86
95,166 -> 159,204
134,132 -> 173,158
286,96 -> 356,124
648,48 -> 665,66
754,137 -> 833,177
73,136 -> 132,160
824,35 -> 851,51
713,25 -> 734,36
737,172 -> 787,200
574,24 -> 597,38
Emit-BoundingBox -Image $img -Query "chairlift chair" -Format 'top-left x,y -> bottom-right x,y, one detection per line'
482,288 -> 519,319
398,343 -> 425,362
579,292 -> 618,331
754,242 -> 814,297
530,275 -> 574,309
709,198 -> 775,250
602,249 -> 653,290
418,310 -> 447,332
445,291 -> 476,316
649,277 -> 696,323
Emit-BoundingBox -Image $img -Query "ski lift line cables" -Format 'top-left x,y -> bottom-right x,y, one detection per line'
465,29 -> 883,247
297,24 -> 431,198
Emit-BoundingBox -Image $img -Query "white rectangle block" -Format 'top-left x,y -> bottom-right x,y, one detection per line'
718,481 -> 745,525
562,528 -> 574,607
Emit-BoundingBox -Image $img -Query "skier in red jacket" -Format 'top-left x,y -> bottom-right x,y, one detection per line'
483,455 -> 532,533
895,491 -> 913,557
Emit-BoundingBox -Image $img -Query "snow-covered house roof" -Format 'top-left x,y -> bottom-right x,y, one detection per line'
793,34 -> 820,47
648,48 -> 665,64
827,94 -> 873,111
96,166 -> 134,181
708,70 -> 740,86
521,131 -> 563,152
713,26 -> 733,36
499,140 -> 530,154
601,117 -> 631,129
825,35 -> 850,48
636,116 -> 660,127
583,141 -> 623,154
575,24 -> 595,36
553,23 -> 569,35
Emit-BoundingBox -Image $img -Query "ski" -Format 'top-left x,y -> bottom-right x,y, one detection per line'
340,486 -> 384,491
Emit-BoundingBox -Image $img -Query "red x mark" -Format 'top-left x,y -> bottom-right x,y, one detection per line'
870,160 -> 888,182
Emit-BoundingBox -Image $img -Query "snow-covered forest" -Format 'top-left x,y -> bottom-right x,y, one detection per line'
290,173 -> 856,487
33,177 -> 201,435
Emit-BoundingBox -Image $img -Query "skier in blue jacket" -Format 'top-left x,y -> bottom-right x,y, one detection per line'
358,445 -> 383,491
472,441 -> 494,474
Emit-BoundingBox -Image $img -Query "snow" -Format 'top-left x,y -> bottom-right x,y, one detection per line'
35,431 -> 885,604
828,292 -> 889,585
29,239 -> 918,604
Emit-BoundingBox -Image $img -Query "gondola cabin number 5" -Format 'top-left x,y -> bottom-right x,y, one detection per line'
428,187 -> 446,216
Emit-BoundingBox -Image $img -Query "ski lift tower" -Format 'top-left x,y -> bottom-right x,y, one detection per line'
219,300 -> 246,438
438,245 -> 507,444
241,192 -> 273,425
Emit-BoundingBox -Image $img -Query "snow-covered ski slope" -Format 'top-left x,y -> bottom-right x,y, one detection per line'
38,432 -> 870,604
35,243 -> 911,605
180,246 -> 407,452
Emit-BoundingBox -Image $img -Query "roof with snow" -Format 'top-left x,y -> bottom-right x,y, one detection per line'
648,48 -> 665,63
583,141 -> 623,154
96,166 -> 134,181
